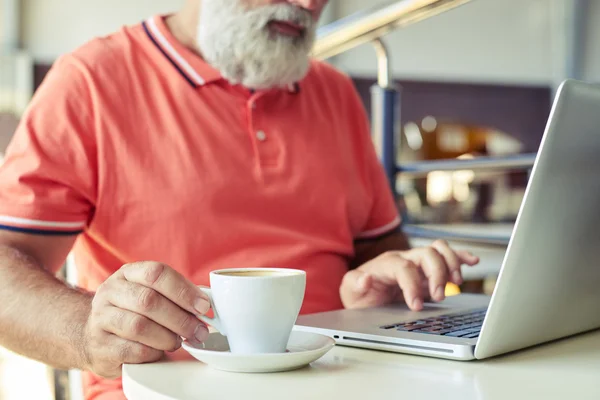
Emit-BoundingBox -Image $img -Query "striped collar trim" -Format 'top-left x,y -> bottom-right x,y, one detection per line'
142,16 -> 300,93
142,16 -> 220,88
0,215 -> 86,235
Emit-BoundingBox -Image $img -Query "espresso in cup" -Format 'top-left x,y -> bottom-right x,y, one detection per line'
199,268 -> 306,354
215,270 -> 300,277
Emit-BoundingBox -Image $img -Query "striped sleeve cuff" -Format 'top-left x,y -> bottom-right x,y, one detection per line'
0,215 -> 86,235
356,215 -> 401,240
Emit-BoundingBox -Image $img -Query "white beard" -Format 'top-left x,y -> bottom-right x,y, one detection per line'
197,0 -> 317,89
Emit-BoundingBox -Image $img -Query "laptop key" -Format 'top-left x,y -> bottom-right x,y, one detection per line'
445,327 -> 481,337
463,332 -> 481,339
436,327 -> 460,334
380,308 -> 489,333
450,322 -> 482,331
397,324 -> 433,331
417,327 -> 442,333
413,329 -> 440,334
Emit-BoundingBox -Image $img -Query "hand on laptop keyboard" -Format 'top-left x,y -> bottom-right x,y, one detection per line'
341,238 -> 479,311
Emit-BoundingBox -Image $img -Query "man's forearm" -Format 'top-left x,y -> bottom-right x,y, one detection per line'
350,229 -> 411,269
0,245 -> 92,371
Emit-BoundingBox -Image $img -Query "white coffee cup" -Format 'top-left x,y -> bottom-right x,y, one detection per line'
198,268 -> 306,354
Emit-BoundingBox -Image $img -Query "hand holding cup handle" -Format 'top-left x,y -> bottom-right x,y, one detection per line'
197,287 -> 226,335
82,262 -> 211,379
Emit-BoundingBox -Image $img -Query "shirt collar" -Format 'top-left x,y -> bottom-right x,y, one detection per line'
142,15 -> 222,88
143,15 -> 300,94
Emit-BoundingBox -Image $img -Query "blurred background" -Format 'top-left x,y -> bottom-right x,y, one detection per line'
0,0 -> 597,398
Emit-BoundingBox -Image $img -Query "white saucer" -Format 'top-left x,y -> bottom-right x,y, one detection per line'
181,331 -> 335,373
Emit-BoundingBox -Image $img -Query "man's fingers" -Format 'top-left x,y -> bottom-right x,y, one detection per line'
368,253 -> 425,310
119,262 -> 210,316
355,272 -> 372,296
117,340 -> 164,365
390,258 -> 424,311
456,250 -> 480,266
88,335 -> 164,379
431,240 -> 463,285
106,279 -> 208,341
342,241 -> 480,311
403,248 -> 448,302
342,256 -> 425,310
101,306 -> 180,351
340,269 -> 372,306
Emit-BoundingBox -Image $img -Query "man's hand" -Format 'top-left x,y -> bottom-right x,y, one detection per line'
341,240 -> 479,310
83,262 -> 211,378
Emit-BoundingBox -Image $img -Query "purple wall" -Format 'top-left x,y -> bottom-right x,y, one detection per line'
352,78 -> 552,152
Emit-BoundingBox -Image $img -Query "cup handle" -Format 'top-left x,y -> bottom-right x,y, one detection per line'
197,287 -> 226,336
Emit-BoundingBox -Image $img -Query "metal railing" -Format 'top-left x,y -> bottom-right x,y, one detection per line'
313,0 -> 535,245
313,0 -> 473,61
401,224 -> 512,246
397,154 -> 537,176
314,0 -> 473,88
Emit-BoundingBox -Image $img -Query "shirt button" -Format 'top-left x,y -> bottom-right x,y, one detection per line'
256,130 -> 267,141
251,103 -> 257,110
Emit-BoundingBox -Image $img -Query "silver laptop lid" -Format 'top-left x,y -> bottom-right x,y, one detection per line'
475,79 -> 600,359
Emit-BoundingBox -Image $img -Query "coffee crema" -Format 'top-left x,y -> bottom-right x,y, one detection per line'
216,270 -> 299,277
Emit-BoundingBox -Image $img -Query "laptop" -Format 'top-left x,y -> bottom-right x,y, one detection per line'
294,79 -> 600,360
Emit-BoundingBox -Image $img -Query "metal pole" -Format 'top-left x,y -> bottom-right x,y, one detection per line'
1,0 -> 20,52
369,39 -> 401,200
1,0 -> 21,113
565,0 -> 588,81
372,39 -> 391,88
550,0 -> 588,95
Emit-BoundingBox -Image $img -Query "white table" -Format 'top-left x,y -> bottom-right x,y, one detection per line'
123,329 -> 600,400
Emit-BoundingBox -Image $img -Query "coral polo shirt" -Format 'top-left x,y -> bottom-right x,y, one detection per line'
0,15 -> 400,399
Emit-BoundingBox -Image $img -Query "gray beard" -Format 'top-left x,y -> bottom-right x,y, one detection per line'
197,0 -> 317,89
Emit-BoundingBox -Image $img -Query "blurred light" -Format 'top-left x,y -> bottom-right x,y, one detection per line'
452,154 -> 475,202
427,171 -> 453,205
454,171 -> 475,185
453,181 -> 471,202
403,122 -> 423,150
445,282 -> 461,296
426,154 -> 476,206
438,126 -> 468,152
487,130 -> 524,155
421,116 -> 438,132
454,154 -> 475,184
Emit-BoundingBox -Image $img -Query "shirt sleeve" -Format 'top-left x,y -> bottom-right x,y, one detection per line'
0,55 -> 97,235
344,77 -> 401,240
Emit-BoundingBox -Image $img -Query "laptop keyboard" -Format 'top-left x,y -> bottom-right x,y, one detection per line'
380,308 -> 487,339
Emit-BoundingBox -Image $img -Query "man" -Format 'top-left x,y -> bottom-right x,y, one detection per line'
0,0 -> 479,399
